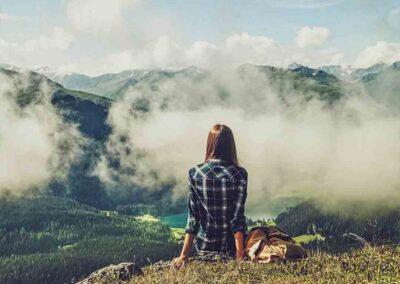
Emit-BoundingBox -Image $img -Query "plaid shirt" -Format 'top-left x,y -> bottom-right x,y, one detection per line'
185,159 -> 248,255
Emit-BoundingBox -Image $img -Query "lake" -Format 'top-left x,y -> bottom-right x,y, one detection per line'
161,212 -> 187,228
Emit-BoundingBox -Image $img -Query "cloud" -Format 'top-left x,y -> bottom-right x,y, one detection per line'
83,32 -> 342,75
353,41 -> 400,68
66,0 -> 140,35
295,26 -> 330,48
95,67 -> 400,215
0,74 -> 82,192
271,0 -> 344,9
0,26 -> 75,69
0,12 -> 30,22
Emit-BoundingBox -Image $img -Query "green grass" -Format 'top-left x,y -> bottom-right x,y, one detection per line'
170,228 -> 185,242
135,214 -> 161,223
294,234 -> 326,244
131,246 -> 400,284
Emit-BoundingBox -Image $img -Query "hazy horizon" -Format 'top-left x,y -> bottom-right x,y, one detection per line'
1,0 -> 400,76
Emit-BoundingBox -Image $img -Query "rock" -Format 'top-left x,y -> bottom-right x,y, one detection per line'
77,262 -> 143,284
150,252 -> 233,272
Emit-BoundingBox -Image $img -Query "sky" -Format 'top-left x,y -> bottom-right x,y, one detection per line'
0,0 -> 400,75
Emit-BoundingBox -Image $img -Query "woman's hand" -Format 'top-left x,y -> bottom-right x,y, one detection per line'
170,255 -> 188,270
170,233 -> 195,270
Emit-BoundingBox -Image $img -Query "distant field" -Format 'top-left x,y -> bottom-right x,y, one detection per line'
294,233 -> 325,244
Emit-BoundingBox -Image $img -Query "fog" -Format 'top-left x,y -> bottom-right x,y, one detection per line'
0,73 -> 82,193
95,67 -> 400,216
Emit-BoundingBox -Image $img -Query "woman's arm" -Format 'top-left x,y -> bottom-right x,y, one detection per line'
171,170 -> 200,269
231,169 -> 248,259
170,233 -> 195,269
234,231 -> 245,260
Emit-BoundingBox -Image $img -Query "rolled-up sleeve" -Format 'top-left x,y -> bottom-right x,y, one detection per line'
185,171 -> 200,234
230,169 -> 248,234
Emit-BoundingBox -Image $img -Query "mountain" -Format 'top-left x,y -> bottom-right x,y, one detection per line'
239,63 -> 345,104
2,61 -> 399,210
350,63 -> 388,82
318,65 -> 353,80
37,66 -> 207,100
357,61 -> 400,108
0,67 -> 111,140
0,67 -> 114,208
33,62 -> 400,107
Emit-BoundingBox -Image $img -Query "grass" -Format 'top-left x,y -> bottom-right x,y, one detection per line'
130,246 -> 400,284
170,228 -> 185,242
135,214 -> 160,223
294,234 -> 326,244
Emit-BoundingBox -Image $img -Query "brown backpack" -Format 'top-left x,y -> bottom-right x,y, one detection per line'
244,226 -> 307,262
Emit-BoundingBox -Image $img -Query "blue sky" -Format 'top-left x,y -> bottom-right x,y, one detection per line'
0,0 -> 399,75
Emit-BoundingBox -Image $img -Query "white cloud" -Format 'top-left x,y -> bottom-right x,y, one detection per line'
66,0 -> 140,35
272,0 -> 344,9
24,27 -> 75,51
0,25 -> 345,76
353,41 -> 400,68
295,26 -> 330,48
0,12 -> 30,22
81,32 -> 343,75
96,67 -> 400,214
0,75 -> 82,192
0,26 -> 75,68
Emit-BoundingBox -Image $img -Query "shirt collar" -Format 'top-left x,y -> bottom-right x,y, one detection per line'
207,158 -> 224,163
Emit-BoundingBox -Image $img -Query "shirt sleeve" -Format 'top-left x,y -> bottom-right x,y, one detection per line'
230,168 -> 248,234
185,170 -> 201,234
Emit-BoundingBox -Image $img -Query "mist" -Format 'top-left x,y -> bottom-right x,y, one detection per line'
95,66 -> 400,216
0,73 -> 82,193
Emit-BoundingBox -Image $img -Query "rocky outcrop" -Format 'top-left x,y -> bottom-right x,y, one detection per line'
77,262 -> 143,284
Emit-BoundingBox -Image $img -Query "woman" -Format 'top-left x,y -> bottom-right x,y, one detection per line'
171,124 -> 248,269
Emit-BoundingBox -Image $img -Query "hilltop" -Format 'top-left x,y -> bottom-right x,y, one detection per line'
77,246 -> 400,283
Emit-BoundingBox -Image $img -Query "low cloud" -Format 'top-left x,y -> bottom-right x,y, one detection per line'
88,32 -> 342,75
353,41 -> 400,68
0,73 -> 82,193
96,67 -> 400,215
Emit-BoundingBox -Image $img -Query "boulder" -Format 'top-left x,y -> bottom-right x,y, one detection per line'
77,262 -> 143,284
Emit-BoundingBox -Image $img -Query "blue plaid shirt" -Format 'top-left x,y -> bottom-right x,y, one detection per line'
185,159 -> 248,255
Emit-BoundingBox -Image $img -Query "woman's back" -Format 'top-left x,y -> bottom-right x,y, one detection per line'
186,158 -> 248,255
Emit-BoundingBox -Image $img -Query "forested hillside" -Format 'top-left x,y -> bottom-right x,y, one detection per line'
275,201 -> 400,250
0,195 -> 180,284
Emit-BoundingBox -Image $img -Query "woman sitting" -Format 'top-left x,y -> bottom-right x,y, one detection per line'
171,124 -> 248,269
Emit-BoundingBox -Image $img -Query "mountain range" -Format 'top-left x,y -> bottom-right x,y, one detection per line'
0,61 -> 399,212
2,62 -> 399,103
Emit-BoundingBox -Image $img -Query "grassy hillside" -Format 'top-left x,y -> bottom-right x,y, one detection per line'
0,195 -> 180,284
131,247 -> 400,283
